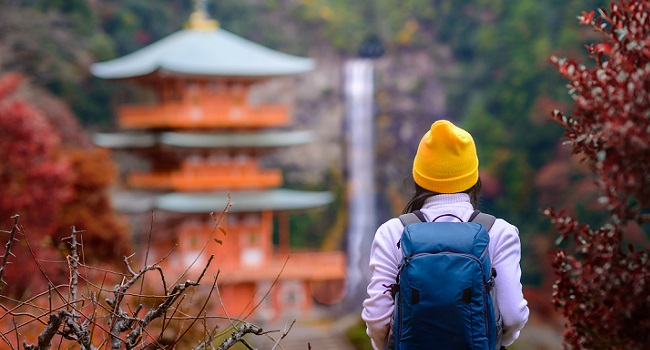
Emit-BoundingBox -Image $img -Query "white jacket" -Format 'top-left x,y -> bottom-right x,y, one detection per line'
361,193 -> 529,350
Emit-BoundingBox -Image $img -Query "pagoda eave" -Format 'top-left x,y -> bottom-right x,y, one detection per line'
110,189 -> 333,214
90,29 -> 315,80
159,130 -> 314,148
110,190 -> 159,213
93,130 -> 314,149
156,189 -> 333,213
93,132 -> 157,149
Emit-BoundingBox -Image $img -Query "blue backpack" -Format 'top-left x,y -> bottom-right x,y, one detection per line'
385,210 -> 502,350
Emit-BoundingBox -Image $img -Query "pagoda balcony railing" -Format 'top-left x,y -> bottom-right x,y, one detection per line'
210,250 -> 347,283
117,102 -> 289,129
127,168 -> 282,191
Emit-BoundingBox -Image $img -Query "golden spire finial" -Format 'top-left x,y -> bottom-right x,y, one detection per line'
185,0 -> 219,31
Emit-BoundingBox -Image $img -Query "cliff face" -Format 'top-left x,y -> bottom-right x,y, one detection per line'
260,42 -> 455,221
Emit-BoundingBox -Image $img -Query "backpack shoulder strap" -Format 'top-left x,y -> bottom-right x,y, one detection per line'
398,210 -> 426,226
468,210 -> 496,231
469,209 -> 503,347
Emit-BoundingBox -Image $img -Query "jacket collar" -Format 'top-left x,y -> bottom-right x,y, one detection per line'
422,193 -> 474,209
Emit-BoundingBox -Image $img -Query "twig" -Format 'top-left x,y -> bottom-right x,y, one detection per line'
19,225 -> 72,310
0,329 -> 15,350
242,256 -> 290,321
174,196 -> 231,286
12,318 -> 19,349
62,226 -> 82,319
22,309 -> 69,350
137,210 -> 156,307
270,320 -> 296,350
160,293 -> 186,339
0,283 -> 69,313
194,325 -> 220,350
215,271 -> 236,329
123,255 -> 215,348
214,256 -> 290,341
0,215 -> 19,293
107,248 -> 172,336
215,323 -> 265,350
168,269 -> 219,348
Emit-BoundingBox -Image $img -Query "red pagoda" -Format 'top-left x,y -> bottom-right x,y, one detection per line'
92,2 -> 346,321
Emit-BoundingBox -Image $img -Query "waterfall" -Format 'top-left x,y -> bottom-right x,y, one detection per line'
344,59 -> 376,304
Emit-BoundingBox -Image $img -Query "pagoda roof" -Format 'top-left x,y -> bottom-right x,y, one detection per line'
111,189 -> 333,213
159,130 -> 314,148
93,130 -> 314,149
93,132 -> 157,149
91,28 -> 314,79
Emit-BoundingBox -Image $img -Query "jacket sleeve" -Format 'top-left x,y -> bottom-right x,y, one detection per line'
362,221 -> 401,350
491,222 -> 530,346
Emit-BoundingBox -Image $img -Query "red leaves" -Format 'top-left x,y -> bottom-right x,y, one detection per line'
547,1 -> 650,349
550,1 -> 650,219
593,41 -> 613,54
0,74 -> 73,234
0,73 -> 74,297
578,11 -> 595,25
0,73 -> 129,295
0,73 -> 24,100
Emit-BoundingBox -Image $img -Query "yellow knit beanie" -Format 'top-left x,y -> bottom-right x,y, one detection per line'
412,120 -> 479,193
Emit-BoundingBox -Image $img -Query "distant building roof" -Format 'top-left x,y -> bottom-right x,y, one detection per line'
93,130 -> 314,149
93,132 -> 157,149
91,27 -> 314,79
159,130 -> 314,148
110,189 -> 333,213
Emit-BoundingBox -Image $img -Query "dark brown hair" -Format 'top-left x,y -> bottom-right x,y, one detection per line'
402,177 -> 482,214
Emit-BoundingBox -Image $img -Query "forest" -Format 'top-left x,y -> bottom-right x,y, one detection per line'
0,0 -> 648,349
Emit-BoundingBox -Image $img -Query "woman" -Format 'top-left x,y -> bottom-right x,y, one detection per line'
361,120 -> 529,349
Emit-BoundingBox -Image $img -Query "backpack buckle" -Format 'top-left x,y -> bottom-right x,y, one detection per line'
487,267 -> 497,291
382,283 -> 400,300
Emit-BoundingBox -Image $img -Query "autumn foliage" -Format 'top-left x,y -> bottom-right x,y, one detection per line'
0,73 -> 73,296
0,73 -> 130,296
0,73 -> 72,238
547,1 -> 650,348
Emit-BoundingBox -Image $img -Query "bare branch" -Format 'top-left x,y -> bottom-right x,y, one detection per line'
175,196 -> 231,286
0,329 -> 16,350
126,255 -> 215,348
242,255 -> 290,321
62,226 -> 82,319
0,215 -> 19,292
0,205 -> 288,350
271,320 -> 296,350
23,309 -> 69,350
169,269 -> 219,348
107,249 -> 173,333
215,323 -> 265,350
137,211 -> 156,307
19,225 -> 72,309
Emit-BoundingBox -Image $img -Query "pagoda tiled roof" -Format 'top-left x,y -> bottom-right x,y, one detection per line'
93,130 -> 314,149
111,189 -> 333,213
91,28 -> 314,79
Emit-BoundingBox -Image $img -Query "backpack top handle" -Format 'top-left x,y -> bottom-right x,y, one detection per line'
399,210 -> 496,230
430,213 -> 464,222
